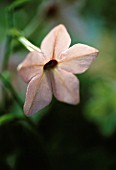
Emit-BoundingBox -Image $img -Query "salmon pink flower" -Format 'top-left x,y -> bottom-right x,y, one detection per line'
17,24 -> 99,116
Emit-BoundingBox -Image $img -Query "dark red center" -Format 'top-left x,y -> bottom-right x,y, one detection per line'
44,60 -> 58,70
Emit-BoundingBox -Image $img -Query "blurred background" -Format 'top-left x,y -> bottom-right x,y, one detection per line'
0,0 -> 116,169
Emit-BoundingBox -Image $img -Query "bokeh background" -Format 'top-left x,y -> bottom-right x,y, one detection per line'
0,0 -> 116,169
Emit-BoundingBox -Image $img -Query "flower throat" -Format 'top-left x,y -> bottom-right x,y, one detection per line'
44,60 -> 58,70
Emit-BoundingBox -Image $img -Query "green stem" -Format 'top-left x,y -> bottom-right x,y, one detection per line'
18,36 -> 41,52
23,0 -> 45,37
0,73 -> 38,130
2,36 -> 12,71
1,8 -> 14,107
0,73 -> 23,108
2,0 -> 31,70
2,9 -> 14,71
9,28 -> 40,52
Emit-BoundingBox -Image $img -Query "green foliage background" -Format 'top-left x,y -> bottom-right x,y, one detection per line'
0,0 -> 116,169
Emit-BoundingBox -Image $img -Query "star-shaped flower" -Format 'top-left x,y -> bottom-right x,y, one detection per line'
17,24 -> 99,116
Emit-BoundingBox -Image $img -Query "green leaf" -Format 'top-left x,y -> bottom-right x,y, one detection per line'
84,78 -> 116,136
8,0 -> 31,11
0,113 -> 17,125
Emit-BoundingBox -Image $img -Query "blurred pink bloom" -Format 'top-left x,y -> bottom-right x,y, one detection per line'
17,24 -> 99,116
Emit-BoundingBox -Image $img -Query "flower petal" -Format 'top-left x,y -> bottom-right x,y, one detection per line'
59,44 -> 99,74
24,72 -> 52,116
41,24 -> 71,61
50,68 -> 80,105
17,51 -> 46,83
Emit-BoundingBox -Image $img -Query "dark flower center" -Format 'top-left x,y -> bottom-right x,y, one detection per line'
44,60 -> 58,70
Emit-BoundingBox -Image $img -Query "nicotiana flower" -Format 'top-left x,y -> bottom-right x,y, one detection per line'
17,24 -> 99,116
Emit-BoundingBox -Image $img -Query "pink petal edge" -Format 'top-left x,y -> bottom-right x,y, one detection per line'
59,43 -> 99,74
41,24 -> 71,61
24,72 -> 52,116
50,68 -> 80,105
17,51 -> 46,83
